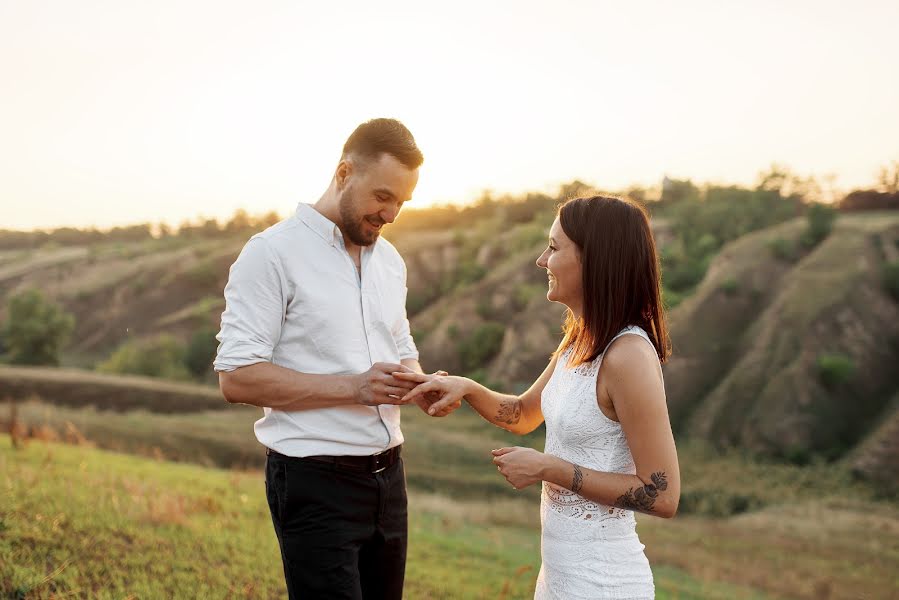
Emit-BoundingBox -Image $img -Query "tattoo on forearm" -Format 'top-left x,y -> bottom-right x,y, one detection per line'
496,400 -> 521,425
571,465 -> 584,494
615,471 -> 668,514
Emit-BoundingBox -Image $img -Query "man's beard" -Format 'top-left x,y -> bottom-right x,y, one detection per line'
338,187 -> 383,246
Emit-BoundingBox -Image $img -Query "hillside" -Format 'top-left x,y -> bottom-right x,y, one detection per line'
664,213 -> 899,464
0,237 -> 241,364
2,209 -> 899,475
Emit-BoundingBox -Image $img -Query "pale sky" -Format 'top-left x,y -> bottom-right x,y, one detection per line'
1,0 -> 898,230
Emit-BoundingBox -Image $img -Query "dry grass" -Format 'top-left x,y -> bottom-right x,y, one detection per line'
0,246 -> 88,283
640,499 -> 899,599
4,419 -> 897,599
0,366 -> 225,413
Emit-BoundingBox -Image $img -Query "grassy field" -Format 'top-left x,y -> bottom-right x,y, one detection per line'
4,397 -> 899,599
1,435 -> 792,600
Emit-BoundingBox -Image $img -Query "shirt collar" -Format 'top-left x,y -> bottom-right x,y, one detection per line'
295,202 -> 378,255
296,202 -> 342,247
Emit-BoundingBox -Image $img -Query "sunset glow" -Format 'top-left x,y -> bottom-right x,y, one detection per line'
2,0 -> 898,230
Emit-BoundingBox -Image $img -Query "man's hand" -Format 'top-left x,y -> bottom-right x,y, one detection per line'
354,363 -> 420,406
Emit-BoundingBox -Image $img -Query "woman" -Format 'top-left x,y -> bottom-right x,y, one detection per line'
396,195 -> 680,599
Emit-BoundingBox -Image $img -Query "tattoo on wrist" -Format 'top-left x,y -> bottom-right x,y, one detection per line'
496,400 -> 521,425
615,471 -> 668,513
571,464 -> 584,494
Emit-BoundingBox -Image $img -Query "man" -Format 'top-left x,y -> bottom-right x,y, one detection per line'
214,118 -> 458,599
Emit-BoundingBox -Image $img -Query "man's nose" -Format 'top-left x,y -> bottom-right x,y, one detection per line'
381,204 -> 401,224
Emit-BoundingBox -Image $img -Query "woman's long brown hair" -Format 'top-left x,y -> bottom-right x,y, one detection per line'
555,195 -> 671,366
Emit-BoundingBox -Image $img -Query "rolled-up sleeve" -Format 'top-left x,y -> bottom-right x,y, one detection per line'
392,260 -> 419,361
214,236 -> 287,372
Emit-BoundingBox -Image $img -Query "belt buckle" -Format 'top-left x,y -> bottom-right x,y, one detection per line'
371,449 -> 389,473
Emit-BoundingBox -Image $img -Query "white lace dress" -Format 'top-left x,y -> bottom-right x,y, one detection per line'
535,326 -> 656,599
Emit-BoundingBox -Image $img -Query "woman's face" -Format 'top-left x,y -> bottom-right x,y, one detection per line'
536,217 -> 583,316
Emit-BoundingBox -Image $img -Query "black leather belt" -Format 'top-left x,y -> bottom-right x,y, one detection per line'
266,444 -> 402,474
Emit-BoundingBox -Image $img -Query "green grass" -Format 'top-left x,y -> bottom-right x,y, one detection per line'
0,435 -> 542,599
8,398 -> 891,515
5,400 -> 899,598
1,436 -> 783,599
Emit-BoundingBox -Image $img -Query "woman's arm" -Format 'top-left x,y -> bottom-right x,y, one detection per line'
493,336 -> 680,518
394,354 -> 558,435
400,359 -> 454,416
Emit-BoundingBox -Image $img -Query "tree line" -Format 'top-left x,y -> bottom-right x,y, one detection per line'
3,162 -> 896,251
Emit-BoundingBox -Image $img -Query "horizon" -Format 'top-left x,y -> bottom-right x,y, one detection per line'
3,167 -> 870,234
2,0 -> 898,231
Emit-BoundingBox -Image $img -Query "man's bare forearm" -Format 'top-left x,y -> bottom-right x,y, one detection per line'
219,362 -> 357,410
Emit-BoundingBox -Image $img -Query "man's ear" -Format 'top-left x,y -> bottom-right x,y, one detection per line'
335,158 -> 352,190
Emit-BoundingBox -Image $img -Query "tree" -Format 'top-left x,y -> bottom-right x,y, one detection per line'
257,211 -> 282,229
659,177 -> 698,205
2,289 -> 75,366
225,209 -> 252,233
185,328 -> 220,379
756,164 -> 822,202
802,203 -> 837,247
756,164 -> 792,195
877,161 -> 899,194
156,222 -> 173,238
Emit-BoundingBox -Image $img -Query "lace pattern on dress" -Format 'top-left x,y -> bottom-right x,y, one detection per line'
535,325 -> 657,599
540,327 -> 650,526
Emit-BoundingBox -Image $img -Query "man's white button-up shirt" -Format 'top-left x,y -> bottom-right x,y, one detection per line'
214,202 -> 419,457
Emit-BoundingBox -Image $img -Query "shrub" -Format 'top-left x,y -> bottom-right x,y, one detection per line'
186,260 -> 220,287
678,489 -> 765,517
514,283 -> 546,309
662,287 -> 685,309
695,233 -> 719,256
406,291 -> 433,315
191,296 -> 223,321
510,221 -> 549,252
98,335 -> 191,381
816,353 -> 855,389
455,260 -> 487,287
457,322 -> 506,372
883,260 -> 899,301
801,203 -> 837,248
783,444 -> 812,466
2,289 -> 75,366
720,277 -> 739,295
662,252 -> 710,292
476,298 -> 494,320
768,237 -> 798,262
464,368 -> 502,390
185,328 -> 220,379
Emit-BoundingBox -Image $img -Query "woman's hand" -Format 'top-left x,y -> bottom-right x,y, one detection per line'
393,372 -> 468,417
492,446 -> 555,490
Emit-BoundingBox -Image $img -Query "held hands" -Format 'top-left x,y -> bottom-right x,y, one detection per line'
354,363 -> 421,406
392,371 -> 466,417
354,364 -> 454,412
492,446 -> 549,490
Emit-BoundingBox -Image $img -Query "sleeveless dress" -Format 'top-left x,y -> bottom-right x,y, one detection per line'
534,325 -> 658,599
